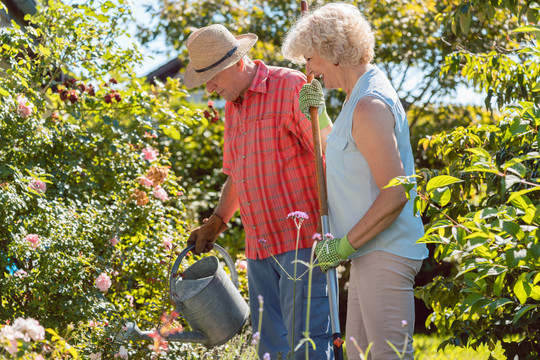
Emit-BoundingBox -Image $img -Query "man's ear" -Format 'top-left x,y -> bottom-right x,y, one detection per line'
237,58 -> 244,71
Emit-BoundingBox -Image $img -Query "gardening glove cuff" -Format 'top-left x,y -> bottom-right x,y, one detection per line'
315,235 -> 355,272
187,213 -> 228,255
299,79 -> 331,129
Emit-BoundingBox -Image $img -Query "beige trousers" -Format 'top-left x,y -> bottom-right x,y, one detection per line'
345,250 -> 423,360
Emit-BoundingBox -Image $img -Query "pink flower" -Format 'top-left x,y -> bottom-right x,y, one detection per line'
162,237 -> 172,251
25,234 -> 40,249
324,233 -> 334,240
142,147 -> 158,162
252,332 -> 260,345
235,260 -> 247,270
116,345 -> 128,359
29,179 -> 47,194
13,318 -> 45,341
287,211 -> 309,220
0,325 -> 23,355
126,294 -> 134,307
17,94 -> 34,118
14,270 -> 28,277
95,273 -> 112,292
401,320 -> 408,327
263,353 -> 271,360
89,353 -> 102,360
88,320 -> 99,327
34,355 -> 45,360
109,237 -> 119,246
207,100 -> 215,107
153,186 -> 169,202
138,176 -> 153,188
312,233 -> 322,241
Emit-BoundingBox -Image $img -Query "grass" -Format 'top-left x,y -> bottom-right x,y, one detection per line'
170,331 -> 507,359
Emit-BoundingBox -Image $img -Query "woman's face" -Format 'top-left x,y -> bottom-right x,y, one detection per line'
305,52 -> 337,89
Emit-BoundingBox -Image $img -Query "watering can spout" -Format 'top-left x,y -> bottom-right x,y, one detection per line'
118,322 -> 208,344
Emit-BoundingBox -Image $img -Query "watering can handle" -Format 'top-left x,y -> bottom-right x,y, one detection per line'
170,244 -> 240,288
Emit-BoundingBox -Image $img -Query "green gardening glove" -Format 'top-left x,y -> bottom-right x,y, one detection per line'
314,235 -> 356,272
298,79 -> 332,130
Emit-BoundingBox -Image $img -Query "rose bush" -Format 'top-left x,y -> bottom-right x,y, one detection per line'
0,0 -> 226,358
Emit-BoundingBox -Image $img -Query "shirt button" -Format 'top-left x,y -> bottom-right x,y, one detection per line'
247,202 -> 250,206
243,132 -> 247,135
242,155 -> 246,159
242,179 -> 245,183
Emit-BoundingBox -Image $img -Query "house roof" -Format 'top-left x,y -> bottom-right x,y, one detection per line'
1,0 -> 36,25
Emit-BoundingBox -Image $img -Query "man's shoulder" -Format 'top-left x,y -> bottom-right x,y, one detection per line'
267,65 -> 307,84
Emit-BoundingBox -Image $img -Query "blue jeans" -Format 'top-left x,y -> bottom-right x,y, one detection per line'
247,248 -> 333,359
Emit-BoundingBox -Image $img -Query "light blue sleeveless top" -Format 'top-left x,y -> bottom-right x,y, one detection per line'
326,65 -> 428,260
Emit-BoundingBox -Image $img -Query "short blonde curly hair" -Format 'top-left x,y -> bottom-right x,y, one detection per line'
282,3 -> 374,66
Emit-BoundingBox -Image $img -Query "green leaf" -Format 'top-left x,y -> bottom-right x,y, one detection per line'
508,187 -> 540,203
493,272 -> 507,296
513,276 -> 531,305
487,298 -> 512,313
426,175 -> 462,193
513,305 -> 537,324
511,25 -> 540,35
0,87 -> 9,97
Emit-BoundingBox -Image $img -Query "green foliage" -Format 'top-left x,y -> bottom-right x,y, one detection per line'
412,10 -> 540,356
0,0 -> 213,358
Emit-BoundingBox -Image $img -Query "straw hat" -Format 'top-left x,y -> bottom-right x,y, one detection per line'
184,24 -> 258,89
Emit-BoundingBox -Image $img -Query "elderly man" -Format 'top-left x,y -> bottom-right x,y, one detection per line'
183,24 -> 333,359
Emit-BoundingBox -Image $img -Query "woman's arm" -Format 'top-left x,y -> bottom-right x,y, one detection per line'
346,96 -> 408,249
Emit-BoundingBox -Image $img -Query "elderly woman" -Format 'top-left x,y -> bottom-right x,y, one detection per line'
282,3 -> 428,359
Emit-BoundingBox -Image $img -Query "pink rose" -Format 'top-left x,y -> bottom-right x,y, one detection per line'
14,270 -> 28,277
162,238 -> 172,251
152,186 -> 169,202
89,353 -> 102,360
142,147 -> 158,162
17,95 -> 34,118
29,179 -> 47,194
116,345 -> 128,359
138,176 -> 153,188
235,260 -> 247,271
25,234 -> 40,249
95,273 -> 112,292
109,237 -> 119,246
13,318 -> 44,341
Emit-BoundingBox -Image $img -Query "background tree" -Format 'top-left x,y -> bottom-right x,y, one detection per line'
410,1 -> 540,358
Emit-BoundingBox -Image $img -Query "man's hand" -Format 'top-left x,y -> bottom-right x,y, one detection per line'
187,214 -> 228,255
298,79 -> 331,130
314,235 -> 356,272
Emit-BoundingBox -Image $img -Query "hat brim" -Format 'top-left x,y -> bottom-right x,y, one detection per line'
183,33 -> 258,89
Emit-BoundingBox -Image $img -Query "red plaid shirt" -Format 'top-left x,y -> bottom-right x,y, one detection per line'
223,61 -> 319,259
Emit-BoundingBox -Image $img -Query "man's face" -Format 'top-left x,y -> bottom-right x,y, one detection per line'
205,62 -> 243,102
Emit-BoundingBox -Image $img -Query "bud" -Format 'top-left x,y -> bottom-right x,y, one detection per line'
87,85 -> 95,96
60,90 -> 69,101
104,93 -> 112,104
114,92 -> 122,102
68,90 -> 78,103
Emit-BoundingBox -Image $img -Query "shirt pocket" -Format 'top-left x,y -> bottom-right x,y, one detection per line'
326,133 -> 347,178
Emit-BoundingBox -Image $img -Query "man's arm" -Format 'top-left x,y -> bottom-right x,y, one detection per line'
214,176 -> 240,223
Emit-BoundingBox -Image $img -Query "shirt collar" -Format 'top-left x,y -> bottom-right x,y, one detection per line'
247,60 -> 269,95
231,60 -> 269,105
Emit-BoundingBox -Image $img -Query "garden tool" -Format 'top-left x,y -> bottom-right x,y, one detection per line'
300,1 -> 345,359
118,244 -> 249,348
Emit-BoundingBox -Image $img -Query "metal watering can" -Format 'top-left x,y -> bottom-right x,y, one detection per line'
120,244 -> 250,347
